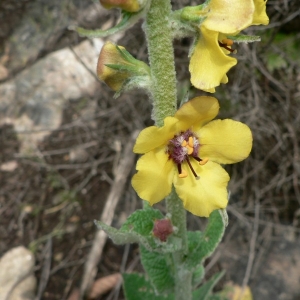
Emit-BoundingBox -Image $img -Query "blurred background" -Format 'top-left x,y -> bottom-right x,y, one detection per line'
0,0 -> 300,299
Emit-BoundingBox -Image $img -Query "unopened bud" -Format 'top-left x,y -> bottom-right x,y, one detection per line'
152,219 -> 173,242
97,41 -> 150,92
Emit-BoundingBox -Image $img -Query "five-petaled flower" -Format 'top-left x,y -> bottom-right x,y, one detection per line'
131,96 -> 252,217
189,0 -> 269,92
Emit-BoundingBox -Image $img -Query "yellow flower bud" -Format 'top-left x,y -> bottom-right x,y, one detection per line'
97,41 -> 150,92
97,41 -> 131,91
100,0 -> 140,12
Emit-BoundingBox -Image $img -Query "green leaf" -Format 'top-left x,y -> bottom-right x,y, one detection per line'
123,273 -> 174,300
266,53 -> 287,72
192,265 -> 205,288
73,11 -> 141,38
185,210 -> 226,270
121,208 -> 163,236
95,208 -> 181,253
140,246 -> 175,294
192,271 -> 225,300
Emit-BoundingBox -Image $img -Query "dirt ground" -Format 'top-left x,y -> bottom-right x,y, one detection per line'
1,1 -> 300,299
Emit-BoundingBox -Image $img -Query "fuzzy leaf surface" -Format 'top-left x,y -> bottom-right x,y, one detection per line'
123,273 -> 174,300
140,245 -> 175,294
185,210 -> 225,270
95,208 -> 181,253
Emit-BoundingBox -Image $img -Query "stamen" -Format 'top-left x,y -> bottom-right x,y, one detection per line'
185,155 -> 199,179
199,157 -> 209,165
218,41 -> 237,54
179,170 -> 188,178
186,145 -> 193,155
181,140 -> 187,147
221,38 -> 234,46
188,136 -> 194,147
177,164 -> 188,178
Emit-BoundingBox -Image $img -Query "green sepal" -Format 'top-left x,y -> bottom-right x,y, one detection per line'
140,245 -> 175,294
228,34 -> 261,44
105,63 -> 143,73
74,11 -> 142,38
192,271 -> 225,300
185,210 -> 226,270
180,4 -> 208,24
113,76 -> 152,98
95,208 -> 182,253
106,45 -> 150,74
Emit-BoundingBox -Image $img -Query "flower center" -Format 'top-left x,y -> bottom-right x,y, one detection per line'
218,38 -> 237,54
167,129 -> 208,179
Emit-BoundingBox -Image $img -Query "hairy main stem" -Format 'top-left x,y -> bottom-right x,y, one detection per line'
145,2 -> 190,298
144,0 -> 177,126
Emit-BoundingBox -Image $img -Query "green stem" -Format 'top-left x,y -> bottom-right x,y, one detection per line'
145,1 -> 191,299
166,188 -> 191,300
144,0 -> 177,126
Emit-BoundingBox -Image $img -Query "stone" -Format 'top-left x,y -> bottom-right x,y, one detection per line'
0,246 -> 36,300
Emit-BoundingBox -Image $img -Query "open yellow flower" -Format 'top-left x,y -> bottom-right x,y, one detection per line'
132,96 -> 252,217
189,0 -> 269,92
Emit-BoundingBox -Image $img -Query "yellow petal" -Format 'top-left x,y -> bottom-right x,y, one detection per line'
174,161 -> 229,217
131,147 -> 175,205
204,0 -> 255,33
198,119 -> 252,164
189,27 -> 237,92
252,0 -> 269,25
174,96 -> 220,129
133,117 -> 178,154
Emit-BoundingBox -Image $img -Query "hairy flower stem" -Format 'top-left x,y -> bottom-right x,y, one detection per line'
144,1 -> 191,299
166,188 -> 191,300
144,0 -> 177,127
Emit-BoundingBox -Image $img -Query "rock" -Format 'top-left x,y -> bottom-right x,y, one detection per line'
0,246 -> 36,300
0,39 -> 103,153
0,0 -> 107,78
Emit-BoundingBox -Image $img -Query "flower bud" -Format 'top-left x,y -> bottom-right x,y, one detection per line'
152,219 -> 173,242
100,0 -> 140,12
97,41 -> 150,92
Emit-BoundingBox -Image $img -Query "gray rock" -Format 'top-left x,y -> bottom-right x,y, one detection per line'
0,39 -> 102,153
0,246 -> 36,300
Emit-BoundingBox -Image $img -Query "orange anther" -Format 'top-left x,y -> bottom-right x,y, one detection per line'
187,146 -> 193,155
181,140 -> 187,147
222,38 -> 234,46
188,136 -> 194,147
178,170 -> 188,178
199,158 -> 209,165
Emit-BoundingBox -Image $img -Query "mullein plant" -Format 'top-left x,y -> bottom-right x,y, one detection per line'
76,0 -> 268,299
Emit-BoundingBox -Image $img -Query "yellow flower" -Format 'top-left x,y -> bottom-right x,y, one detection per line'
189,0 -> 269,92
131,96 -> 252,217
100,0 -> 140,12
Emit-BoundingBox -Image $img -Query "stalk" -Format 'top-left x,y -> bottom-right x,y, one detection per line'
144,1 -> 191,299
144,0 -> 177,126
